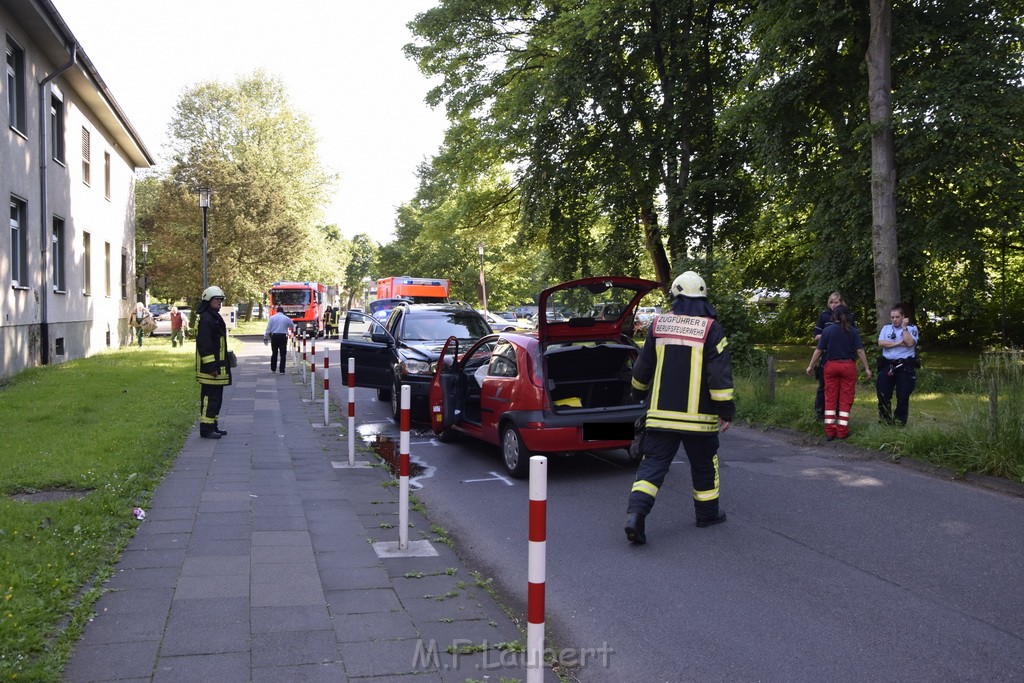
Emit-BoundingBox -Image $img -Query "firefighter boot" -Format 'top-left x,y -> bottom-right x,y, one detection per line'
214,423 -> 228,436
696,510 -> 727,528
624,512 -> 647,545
199,427 -> 221,440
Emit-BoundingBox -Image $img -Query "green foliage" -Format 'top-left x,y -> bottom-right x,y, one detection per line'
138,70 -> 338,305
734,0 -> 1024,346
0,346 -> 197,681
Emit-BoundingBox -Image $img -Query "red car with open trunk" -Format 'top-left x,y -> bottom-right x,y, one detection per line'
428,276 -> 660,477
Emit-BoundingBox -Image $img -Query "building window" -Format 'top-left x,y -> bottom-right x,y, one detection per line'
52,217 -> 66,292
6,38 -> 25,132
50,89 -> 65,163
83,231 -> 92,295
81,128 -> 91,185
120,249 -> 127,299
104,152 -> 111,199
104,241 -> 111,296
10,197 -> 27,286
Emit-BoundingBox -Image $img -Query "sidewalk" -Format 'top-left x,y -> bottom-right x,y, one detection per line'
64,339 -> 550,682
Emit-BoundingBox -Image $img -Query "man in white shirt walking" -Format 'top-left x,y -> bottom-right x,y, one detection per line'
263,306 -> 296,374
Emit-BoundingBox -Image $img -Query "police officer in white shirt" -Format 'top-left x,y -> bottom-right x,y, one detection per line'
876,303 -> 919,425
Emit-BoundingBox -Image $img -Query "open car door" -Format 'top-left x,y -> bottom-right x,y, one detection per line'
428,336 -> 464,435
339,311 -> 393,390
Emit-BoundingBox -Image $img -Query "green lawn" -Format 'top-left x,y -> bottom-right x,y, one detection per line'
0,345 -> 198,681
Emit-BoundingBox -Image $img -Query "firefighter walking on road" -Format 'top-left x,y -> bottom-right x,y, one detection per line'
624,271 -> 735,545
196,286 -> 232,439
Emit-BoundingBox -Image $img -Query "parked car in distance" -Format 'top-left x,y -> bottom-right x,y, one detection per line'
340,302 -> 492,422
479,310 -> 535,333
429,276 -> 659,477
633,306 -> 662,337
513,304 -> 537,320
148,303 -> 171,318
151,307 -> 189,336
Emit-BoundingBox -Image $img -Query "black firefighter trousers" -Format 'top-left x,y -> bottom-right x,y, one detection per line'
199,383 -> 224,434
627,429 -> 722,522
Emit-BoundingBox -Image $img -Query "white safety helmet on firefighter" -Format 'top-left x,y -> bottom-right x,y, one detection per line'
202,285 -> 226,301
671,271 -> 707,299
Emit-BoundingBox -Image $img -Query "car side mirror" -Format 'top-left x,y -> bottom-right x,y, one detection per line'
370,330 -> 390,344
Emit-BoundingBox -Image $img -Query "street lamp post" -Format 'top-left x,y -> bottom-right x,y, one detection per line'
477,243 -> 487,313
141,240 -> 149,306
199,188 -> 211,289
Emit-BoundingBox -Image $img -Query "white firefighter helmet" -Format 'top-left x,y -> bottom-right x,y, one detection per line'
670,271 -> 707,299
202,285 -> 226,301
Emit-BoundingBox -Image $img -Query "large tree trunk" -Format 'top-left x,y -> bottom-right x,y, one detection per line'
867,0 -> 900,327
640,204 -> 673,291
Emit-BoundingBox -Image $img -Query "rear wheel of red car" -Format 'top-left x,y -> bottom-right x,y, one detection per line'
501,425 -> 531,479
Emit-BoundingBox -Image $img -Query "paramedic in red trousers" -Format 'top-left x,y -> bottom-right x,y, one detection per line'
812,292 -> 854,420
805,305 -> 872,440
876,304 -> 919,425
624,271 -> 735,545
196,286 -> 231,439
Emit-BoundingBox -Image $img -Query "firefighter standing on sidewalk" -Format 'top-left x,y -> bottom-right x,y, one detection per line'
196,286 -> 232,439
624,271 -> 735,545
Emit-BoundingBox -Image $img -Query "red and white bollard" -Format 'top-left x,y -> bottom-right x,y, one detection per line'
527,455 -> 548,683
301,335 -> 308,384
322,355 -> 330,425
347,356 -> 356,466
310,338 -> 317,402
399,385 -> 411,550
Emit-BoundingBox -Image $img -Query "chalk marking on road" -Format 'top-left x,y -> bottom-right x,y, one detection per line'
462,472 -> 515,486
408,455 -> 436,490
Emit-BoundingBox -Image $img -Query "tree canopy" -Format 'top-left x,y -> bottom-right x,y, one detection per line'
399,0 -> 1024,345
138,71 -> 340,306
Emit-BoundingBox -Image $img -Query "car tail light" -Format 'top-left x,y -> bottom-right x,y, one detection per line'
527,343 -> 544,388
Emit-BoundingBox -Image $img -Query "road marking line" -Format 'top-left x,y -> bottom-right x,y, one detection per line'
462,471 -> 515,486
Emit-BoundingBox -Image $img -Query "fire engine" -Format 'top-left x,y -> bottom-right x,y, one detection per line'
267,281 -> 327,336
375,276 -> 450,303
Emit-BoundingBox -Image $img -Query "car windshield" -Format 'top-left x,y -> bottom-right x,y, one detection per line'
403,311 -> 491,341
271,290 -> 310,306
545,281 -> 642,323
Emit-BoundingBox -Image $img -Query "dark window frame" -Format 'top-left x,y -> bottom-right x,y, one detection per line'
10,197 -> 28,287
6,37 -> 26,133
52,216 -> 66,292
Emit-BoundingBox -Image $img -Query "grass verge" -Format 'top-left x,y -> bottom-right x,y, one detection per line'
739,345 -> 1024,482
0,344 -> 197,681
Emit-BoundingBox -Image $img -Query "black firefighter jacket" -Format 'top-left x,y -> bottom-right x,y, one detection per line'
631,297 -> 735,433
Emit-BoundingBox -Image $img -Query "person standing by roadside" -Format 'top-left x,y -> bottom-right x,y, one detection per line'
876,304 -> 919,426
806,305 -> 872,440
811,292 -> 855,420
169,306 -> 184,348
196,286 -> 231,439
128,302 -> 154,348
624,271 -> 735,545
263,306 -> 296,373
329,306 -> 341,339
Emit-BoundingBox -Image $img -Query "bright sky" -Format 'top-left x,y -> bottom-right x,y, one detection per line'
52,0 -> 449,245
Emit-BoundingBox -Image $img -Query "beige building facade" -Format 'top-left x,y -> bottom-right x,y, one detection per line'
1,0 -> 152,379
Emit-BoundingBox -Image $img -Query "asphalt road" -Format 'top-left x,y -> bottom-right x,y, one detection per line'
315,339 -> 1024,681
